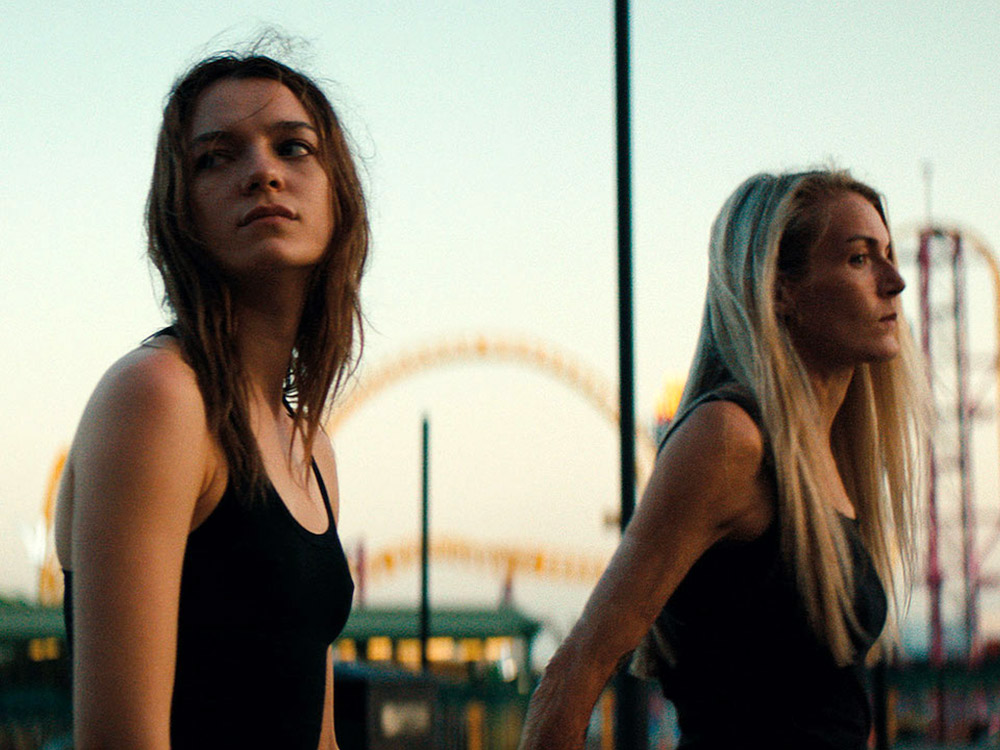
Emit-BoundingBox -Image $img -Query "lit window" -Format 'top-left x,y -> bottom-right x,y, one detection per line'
367,636 -> 392,661
427,637 -> 455,662
381,701 -> 431,738
396,639 -> 421,667
484,637 -> 512,662
336,639 -> 357,662
28,638 -> 61,662
457,638 -> 484,662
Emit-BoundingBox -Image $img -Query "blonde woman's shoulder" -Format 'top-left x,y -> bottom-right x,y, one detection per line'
655,398 -> 774,541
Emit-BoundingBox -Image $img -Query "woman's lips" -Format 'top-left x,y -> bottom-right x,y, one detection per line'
238,204 -> 296,227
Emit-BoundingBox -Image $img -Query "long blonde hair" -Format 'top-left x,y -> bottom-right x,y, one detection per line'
663,170 -> 926,665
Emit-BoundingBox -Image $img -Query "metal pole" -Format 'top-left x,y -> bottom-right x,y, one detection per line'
614,0 -> 646,747
420,415 -> 430,671
615,0 -> 635,532
872,659 -> 889,750
919,229 -> 945,742
952,233 -> 978,662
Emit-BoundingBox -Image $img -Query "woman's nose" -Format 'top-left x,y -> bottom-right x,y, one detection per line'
242,149 -> 284,193
881,262 -> 905,297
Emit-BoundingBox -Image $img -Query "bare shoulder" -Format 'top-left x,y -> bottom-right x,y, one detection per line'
647,398 -> 773,540
80,342 -> 215,469
674,399 -> 765,466
61,341 -> 220,742
89,343 -> 204,420
64,343 -> 218,546
73,342 -> 210,452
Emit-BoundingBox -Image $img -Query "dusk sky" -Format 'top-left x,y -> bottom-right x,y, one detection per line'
3,0 -> 999,650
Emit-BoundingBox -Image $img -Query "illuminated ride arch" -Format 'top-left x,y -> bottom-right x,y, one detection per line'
37,335 -> 665,602
327,333 -> 659,480
359,535 -> 610,587
38,449 -> 67,606
327,334 -> 664,594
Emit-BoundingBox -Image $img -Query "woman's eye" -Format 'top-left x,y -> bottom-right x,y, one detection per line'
278,140 -> 314,158
193,151 -> 226,171
849,253 -> 868,267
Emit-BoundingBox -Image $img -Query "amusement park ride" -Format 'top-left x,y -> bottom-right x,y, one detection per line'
34,334 -> 664,607
31,225 -> 1000,689
913,224 -> 1000,659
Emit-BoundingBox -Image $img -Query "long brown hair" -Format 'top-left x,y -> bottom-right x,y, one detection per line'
146,53 -> 369,501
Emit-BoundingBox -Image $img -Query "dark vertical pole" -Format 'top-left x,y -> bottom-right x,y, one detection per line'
420,415 -> 430,672
615,0 -> 635,531
614,1 -> 646,748
919,230 -> 946,743
872,659 -> 889,750
952,233 -> 977,663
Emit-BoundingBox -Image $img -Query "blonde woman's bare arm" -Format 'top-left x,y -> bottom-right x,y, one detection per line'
518,401 -> 772,750
68,348 -> 217,749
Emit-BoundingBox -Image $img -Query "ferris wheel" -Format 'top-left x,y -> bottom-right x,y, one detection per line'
37,333 -> 671,604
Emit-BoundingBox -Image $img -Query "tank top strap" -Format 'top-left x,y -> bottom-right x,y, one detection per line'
662,382 -> 764,445
699,381 -> 763,427
310,459 -> 335,525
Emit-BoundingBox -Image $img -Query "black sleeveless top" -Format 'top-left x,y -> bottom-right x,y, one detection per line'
64,462 -> 354,749
649,386 -> 887,750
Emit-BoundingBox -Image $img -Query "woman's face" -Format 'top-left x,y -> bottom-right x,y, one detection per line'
781,191 -> 905,374
187,77 -> 334,278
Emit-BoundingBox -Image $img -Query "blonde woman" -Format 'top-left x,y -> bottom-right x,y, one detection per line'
56,52 -> 367,749
520,170 -> 926,749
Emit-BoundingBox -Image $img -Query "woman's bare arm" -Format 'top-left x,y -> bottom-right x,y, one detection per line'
518,400 -> 772,750
66,347 -> 217,749
318,645 -> 338,749
313,432 -> 341,749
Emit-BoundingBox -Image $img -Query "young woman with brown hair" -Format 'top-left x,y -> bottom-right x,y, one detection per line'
56,52 -> 367,749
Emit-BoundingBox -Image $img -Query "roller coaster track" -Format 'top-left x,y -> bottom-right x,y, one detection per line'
359,535 -> 608,585
328,333 -> 659,477
38,334 -> 659,603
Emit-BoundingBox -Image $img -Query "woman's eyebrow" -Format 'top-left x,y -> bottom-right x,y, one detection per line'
845,234 -> 894,257
190,121 -> 316,147
271,120 -> 317,134
191,130 -> 231,147
844,234 -> 885,246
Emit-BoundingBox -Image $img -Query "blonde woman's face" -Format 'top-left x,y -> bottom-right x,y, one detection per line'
781,191 -> 905,374
187,78 -> 334,279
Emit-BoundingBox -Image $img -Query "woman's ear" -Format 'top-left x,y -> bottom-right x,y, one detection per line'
774,274 -> 800,322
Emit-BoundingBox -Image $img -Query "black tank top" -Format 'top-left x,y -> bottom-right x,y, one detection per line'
64,462 -> 354,749
651,386 -> 887,750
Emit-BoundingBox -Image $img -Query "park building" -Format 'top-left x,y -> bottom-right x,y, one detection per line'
0,594 -> 543,750
336,604 -> 540,683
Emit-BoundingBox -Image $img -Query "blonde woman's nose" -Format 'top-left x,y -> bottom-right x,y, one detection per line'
882,262 -> 905,297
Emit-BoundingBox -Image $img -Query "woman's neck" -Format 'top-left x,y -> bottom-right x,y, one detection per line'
230,272 -> 309,410
805,364 -> 855,437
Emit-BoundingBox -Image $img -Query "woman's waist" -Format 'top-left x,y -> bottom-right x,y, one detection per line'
666,662 -> 871,750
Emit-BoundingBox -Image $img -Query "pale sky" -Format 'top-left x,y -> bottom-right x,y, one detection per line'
2,0 -> 999,649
